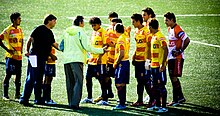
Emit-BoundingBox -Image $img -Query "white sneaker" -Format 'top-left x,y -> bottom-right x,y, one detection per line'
96,100 -> 109,105
156,107 -> 168,113
147,106 -> 159,111
81,97 -> 93,103
143,95 -> 150,103
45,100 -> 57,105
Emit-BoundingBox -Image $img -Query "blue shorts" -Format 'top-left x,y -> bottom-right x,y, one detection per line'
115,60 -> 130,84
106,64 -> 115,77
86,64 -> 107,80
45,64 -> 56,77
5,58 -> 22,75
151,67 -> 167,85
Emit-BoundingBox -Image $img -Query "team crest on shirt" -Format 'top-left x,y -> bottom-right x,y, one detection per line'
119,64 -> 122,67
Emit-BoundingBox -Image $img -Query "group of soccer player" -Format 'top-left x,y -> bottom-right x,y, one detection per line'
80,7 -> 190,113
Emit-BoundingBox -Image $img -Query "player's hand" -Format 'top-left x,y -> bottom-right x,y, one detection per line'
159,65 -> 166,72
103,45 -> 109,52
50,54 -> 57,61
172,49 -> 182,57
113,63 -> 117,69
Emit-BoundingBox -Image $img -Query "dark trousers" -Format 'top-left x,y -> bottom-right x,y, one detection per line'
64,62 -> 83,107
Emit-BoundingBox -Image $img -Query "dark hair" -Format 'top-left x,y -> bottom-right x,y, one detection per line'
149,19 -> 159,29
164,12 -> 176,23
108,12 -> 118,19
10,12 -> 21,23
114,23 -> 124,33
142,7 -> 156,18
89,17 -> 101,25
111,18 -> 122,23
73,16 -> 84,26
131,13 -> 143,24
44,14 -> 57,25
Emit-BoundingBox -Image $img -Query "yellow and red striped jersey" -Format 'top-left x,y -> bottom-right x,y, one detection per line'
167,24 -> 188,60
106,26 -> 118,64
150,31 -> 167,68
134,26 -> 150,61
114,33 -> 130,62
88,27 -> 109,65
46,46 -> 56,64
0,25 -> 24,60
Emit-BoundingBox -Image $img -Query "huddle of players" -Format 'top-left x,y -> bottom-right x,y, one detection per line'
82,7 -> 190,113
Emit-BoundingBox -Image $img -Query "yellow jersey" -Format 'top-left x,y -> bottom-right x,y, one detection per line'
46,47 -> 56,64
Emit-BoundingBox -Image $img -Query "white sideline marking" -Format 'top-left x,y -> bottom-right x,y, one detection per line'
191,40 -> 220,48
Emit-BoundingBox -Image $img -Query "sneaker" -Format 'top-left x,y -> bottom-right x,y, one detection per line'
15,94 -> 21,99
96,100 -> 109,105
178,98 -> 186,103
94,96 -> 103,102
81,97 -> 93,103
156,107 -> 168,113
130,102 -> 144,107
167,101 -> 180,106
144,95 -> 150,103
147,106 -> 159,111
45,100 -> 57,105
2,96 -> 10,101
34,100 -> 45,105
112,104 -> 126,110
70,105 -> 83,110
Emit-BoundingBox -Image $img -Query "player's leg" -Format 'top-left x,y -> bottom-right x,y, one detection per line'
3,58 -> 13,100
14,60 -> 22,99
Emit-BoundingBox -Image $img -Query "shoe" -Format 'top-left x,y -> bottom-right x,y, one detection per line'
112,104 -> 126,110
107,93 -> 114,98
45,100 -> 57,105
167,101 -> 180,106
156,107 -> 168,113
34,100 -> 45,105
19,99 -> 33,107
144,95 -> 150,103
15,94 -> 21,99
96,100 -> 109,105
94,96 -> 103,102
178,98 -> 186,103
147,106 -> 159,111
3,96 -> 10,101
131,102 -> 144,107
81,97 -> 93,103
71,105 -> 83,110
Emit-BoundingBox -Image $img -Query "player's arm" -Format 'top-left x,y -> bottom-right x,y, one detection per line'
182,37 -> 190,51
114,45 -> 125,68
25,37 -> 33,56
0,34 -> 13,54
160,41 -> 168,72
52,42 -> 60,51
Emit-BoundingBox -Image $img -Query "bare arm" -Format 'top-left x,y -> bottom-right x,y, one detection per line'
52,42 -> 60,51
114,50 -> 124,68
25,37 -> 33,56
160,46 -> 168,72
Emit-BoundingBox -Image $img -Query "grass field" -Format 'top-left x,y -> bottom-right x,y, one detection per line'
0,0 -> 220,115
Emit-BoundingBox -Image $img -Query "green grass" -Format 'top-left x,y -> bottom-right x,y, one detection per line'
0,0 -> 220,115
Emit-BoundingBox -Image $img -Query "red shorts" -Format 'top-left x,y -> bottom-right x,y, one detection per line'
168,59 -> 184,77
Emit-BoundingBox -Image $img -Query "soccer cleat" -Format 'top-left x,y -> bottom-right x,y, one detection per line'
2,96 -> 10,101
178,98 -> 186,103
167,101 -> 180,106
45,100 -> 57,105
130,102 -> 144,107
112,104 -> 126,110
96,100 -> 109,105
94,96 -> 103,102
147,105 -> 159,111
156,107 -> 168,113
81,97 -> 93,103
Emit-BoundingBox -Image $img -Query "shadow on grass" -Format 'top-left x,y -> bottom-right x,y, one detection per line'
0,62 -> 5,65
18,102 -> 219,116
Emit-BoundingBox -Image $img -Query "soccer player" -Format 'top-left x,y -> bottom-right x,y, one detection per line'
42,46 -> 57,105
112,23 -> 130,110
81,17 -> 109,105
130,13 -> 152,107
19,14 -> 58,106
61,16 -> 108,110
142,7 -> 156,28
164,12 -> 190,106
0,12 -> 24,100
146,19 -> 168,113
108,11 -> 118,22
